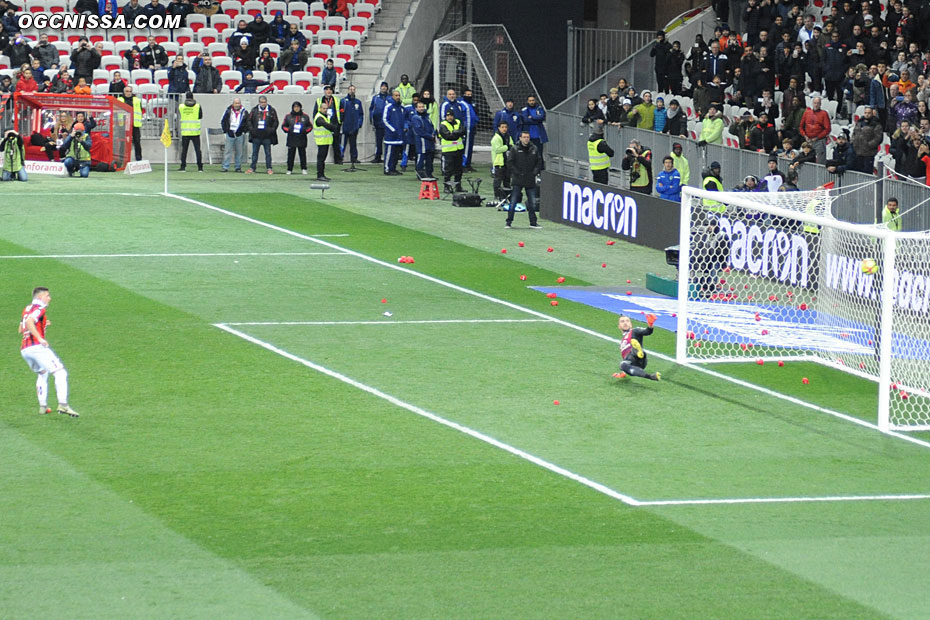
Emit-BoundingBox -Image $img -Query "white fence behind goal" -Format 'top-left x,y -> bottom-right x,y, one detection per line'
676,186 -> 930,432
433,25 -> 543,147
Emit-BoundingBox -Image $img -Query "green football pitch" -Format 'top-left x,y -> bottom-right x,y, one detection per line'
2,169 -> 929,618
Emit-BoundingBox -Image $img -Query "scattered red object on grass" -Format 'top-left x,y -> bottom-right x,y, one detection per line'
501,248 -> 507,254
381,298 -> 387,303
547,247 -> 554,252
798,303 -> 808,310
606,240 -> 615,245
891,382 -> 899,390
777,360 -> 784,367
761,329 -> 769,335
802,377 -> 809,384
786,291 -> 794,297
625,290 -> 632,295
695,341 -> 703,347
557,276 -> 565,283
553,400 -> 560,405
747,294 -> 754,300
901,391 -> 910,400
612,372 -> 626,379
546,292 -> 557,298
575,254 -> 580,257
746,343 -> 754,349
756,359 -> 764,365
744,284 -> 750,289
740,343 -> 748,351
550,300 -> 558,306
671,313 -> 677,317
520,275 -> 527,281
768,294 -> 779,301
754,314 -> 761,322
626,279 -> 632,284
518,241 -> 525,247
603,263 -> 608,268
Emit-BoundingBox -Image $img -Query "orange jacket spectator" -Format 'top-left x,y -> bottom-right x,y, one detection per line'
74,81 -> 92,95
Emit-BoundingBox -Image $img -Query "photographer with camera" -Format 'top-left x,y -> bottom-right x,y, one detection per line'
61,124 -> 93,178
620,139 -> 652,195
1,129 -> 26,182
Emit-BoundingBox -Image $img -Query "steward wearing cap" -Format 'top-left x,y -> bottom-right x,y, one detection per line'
587,126 -> 615,185
702,161 -> 725,212
178,93 -> 203,172
621,139 -> 652,194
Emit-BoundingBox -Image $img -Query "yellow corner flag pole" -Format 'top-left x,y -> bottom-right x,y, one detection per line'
160,119 -> 172,195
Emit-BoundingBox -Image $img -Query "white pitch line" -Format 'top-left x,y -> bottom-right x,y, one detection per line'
0,251 -> 349,259
225,319 -> 553,326
166,192 -> 930,453
214,323 -> 642,507
638,494 -> 930,507
1,192 -> 161,197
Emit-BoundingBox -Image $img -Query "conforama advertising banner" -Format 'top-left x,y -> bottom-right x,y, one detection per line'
539,172 -> 681,251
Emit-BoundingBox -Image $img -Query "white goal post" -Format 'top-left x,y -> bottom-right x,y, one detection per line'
676,185 -> 930,432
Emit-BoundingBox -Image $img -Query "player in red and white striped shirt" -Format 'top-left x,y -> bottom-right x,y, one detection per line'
19,287 -> 79,417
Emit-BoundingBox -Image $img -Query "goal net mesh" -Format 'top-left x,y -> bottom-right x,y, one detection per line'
679,188 -> 930,431
436,25 -> 542,147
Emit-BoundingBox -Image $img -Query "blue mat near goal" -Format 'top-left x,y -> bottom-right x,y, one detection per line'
531,287 -> 880,356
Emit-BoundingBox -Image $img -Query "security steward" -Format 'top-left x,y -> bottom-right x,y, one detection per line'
313,85 -> 342,164
702,160 -> 725,212
313,99 -> 339,181
178,92 -> 203,171
117,85 -> 144,161
587,124 -> 614,184
439,107 -> 465,194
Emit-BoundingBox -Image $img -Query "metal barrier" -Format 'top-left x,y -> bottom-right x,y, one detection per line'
545,111 -> 930,232
566,26 -> 655,97
554,8 -> 718,117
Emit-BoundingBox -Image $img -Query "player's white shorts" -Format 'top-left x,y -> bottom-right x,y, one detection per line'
21,345 -> 65,374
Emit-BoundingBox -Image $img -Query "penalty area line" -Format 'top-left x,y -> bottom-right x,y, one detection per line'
213,323 -> 643,508
224,319 -> 554,326
638,493 -> 930,507
166,192 -> 930,453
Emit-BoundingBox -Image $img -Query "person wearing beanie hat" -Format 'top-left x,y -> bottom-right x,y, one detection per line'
651,29 -> 672,92
368,81 -> 391,162
653,96 -> 667,133
761,155 -> 785,192
269,11 -> 290,48
587,124 -> 614,185
61,122 -> 93,178
701,161 -> 724,211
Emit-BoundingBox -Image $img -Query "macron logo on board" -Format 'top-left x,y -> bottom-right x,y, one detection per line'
561,181 -> 637,238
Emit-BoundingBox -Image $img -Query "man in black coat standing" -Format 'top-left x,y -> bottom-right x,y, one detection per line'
650,31 -> 672,93
504,130 -> 542,229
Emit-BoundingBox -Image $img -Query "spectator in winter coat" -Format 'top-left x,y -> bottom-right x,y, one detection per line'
69,38 -> 100,83
663,99 -> 686,137
667,41 -> 685,94
247,14 -> 271,48
48,67 -> 73,94
493,100 -> 520,139
894,90 -> 919,128
228,21 -> 252,55
166,0 -> 193,25
851,105 -> 884,173
166,57 -> 189,94
143,0 -> 167,19
192,55 -> 221,93
655,156 -> 682,202
826,131 -> 856,175
760,157 -> 785,193
729,111 -> 756,150
31,34 -> 58,70
122,0 -> 144,22
750,112 -> 778,153
14,68 -> 39,93
108,71 -> 127,94
581,98 -> 605,128
269,12 -> 290,48
628,91 -> 655,130
284,23 -> 307,52
320,59 -> 337,89
653,97 -> 668,133
799,96 -> 831,163
788,141 -> 817,172
698,106 -> 724,145
519,95 -> 548,156
339,84 -> 364,164
256,48 -> 275,73
233,39 -> 257,75
73,77 -> 91,95
650,31 -> 672,92
140,35 -> 168,70
220,97 -> 249,172
278,40 -> 308,73
234,70 -> 270,94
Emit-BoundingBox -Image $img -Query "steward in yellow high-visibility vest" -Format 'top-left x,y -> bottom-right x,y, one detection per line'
803,197 -> 821,234
439,109 -> 465,191
491,121 -> 514,203
587,127 -> 614,185
118,86 -> 144,161
702,161 -> 725,212
178,93 -> 203,171
396,75 -> 415,106
313,100 -> 339,181
313,85 -> 343,165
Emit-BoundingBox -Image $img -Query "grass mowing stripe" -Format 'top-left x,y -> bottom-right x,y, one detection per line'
224,319 -> 553,326
0,252 -> 349,259
171,192 -> 930,452
214,323 -> 643,507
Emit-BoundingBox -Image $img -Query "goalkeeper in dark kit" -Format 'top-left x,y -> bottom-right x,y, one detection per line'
614,313 -> 661,381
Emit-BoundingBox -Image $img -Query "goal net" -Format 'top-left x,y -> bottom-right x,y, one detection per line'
676,185 -> 930,432
434,25 -> 543,147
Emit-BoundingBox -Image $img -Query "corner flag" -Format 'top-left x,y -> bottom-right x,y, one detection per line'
160,119 -> 172,148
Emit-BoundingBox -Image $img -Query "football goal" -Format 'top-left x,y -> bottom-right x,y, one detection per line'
676,185 -> 930,432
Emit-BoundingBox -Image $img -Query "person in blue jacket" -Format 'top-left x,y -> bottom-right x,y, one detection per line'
409,100 -> 436,179
382,89 -> 406,175
339,84 -> 364,164
368,81 -> 391,163
439,88 -> 466,130
655,155 -> 682,202
401,92 -> 419,171
460,88 -> 480,171
520,95 -> 548,161
493,99 -> 520,138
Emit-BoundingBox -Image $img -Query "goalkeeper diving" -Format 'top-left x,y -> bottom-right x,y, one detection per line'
614,314 -> 661,381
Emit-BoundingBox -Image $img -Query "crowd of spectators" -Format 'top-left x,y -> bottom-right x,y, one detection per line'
589,0 -> 930,197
